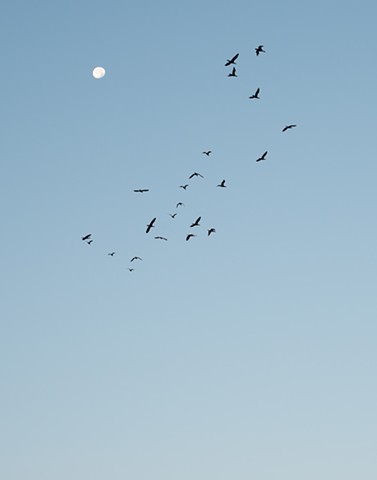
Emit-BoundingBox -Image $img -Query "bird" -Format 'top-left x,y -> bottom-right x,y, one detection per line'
155,236 -> 168,241
176,202 -> 185,208
108,252 -> 116,256
190,216 -> 201,227
202,150 -> 212,156
256,151 -> 268,162
228,67 -> 237,77
180,184 -> 189,190
282,124 -> 297,132
133,189 -> 149,193
146,217 -> 156,233
130,256 -> 142,262
224,53 -> 239,66
82,234 -> 91,241
128,268 -> 134,272
169,213 -> 177,218
255,45 -> 265,56
186,234 -> 197,241
217,179 -> 226,188
87,240 -> 93,245
208,228 -> 216,236
189,172 -> 204,179
249,88 -> 260,99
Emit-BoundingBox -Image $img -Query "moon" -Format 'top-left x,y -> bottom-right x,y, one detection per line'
92,66 -> 106,79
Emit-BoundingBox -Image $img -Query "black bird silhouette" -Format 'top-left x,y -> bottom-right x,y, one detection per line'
217,179 -> 226,188
155,236 -> 168,241
176,202 -> 185,208
186,234 -> 197,241
130,256 -> 142,262
180,184 -> 189,190
255,45 -> 265,56
146,217 -> 156,233
128,268 -> 134,272
228,67 -> 237,77
134,189 -> 149,193
108,252 -> 116,256
225,53 -> 239,66
169,213 -> 177,218
189,172 -> 204,179
208,228 -> 216,236
82,234 -> 91,241
87,240 -> 93,245
202,150 -> 212,156
190,216 -> 201,227
249,88 -> 260,99
282,124 -> 297,132
256,151 -> 268,162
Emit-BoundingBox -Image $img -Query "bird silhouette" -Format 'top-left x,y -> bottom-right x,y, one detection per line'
249,88 -> 260,99
180,184 -> 189,190
146,217 -> 156,233
133,189 -> 149,193
224,53 -> 239,66
190,216 -> 201,227
202,150 -> 212,156
255,45 -> 265,56
217,179 -> 226,188
189,172 -> 204,179
87,240 -> 93,245
128,268 -> 134,272
155,236 -> 168,241
176,202 -> 185,208
282,124 -> 297,132
208,228 -> 216,236
228,67 -> 237,77
186,234 -> 197,241
256,151 -> 268,162
169,213 -> 177,218
130,256 -> 142,262
82,234 -> 91,241
108,252 -> 116,256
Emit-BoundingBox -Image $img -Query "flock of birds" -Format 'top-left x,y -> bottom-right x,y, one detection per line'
81,45 -> 297,272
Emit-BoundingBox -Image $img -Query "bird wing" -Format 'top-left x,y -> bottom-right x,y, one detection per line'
232,53 -> 239,62
256,88 -> 260,95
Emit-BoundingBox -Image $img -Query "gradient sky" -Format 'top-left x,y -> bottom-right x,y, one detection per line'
1,1 -> 377,479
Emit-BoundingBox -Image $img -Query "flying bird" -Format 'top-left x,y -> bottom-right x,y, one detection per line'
208,228 -> 216,236
133,189 -> 149,193
180,184 -> 189,190
128,268 -> 134,272
87,240 -> 93,245
282,124 -> 297,132
255,45 -> 265,56
190,216 -> 201,227
82,234 -> 91,241
228,67 -> 238,77
169,213 -> 177,218
130,256 -> 142,262
186,234 -> 197,241
249,88 -> 260,99
176,202 -> 185,208
217,179 -> 226,188
108,252 -> 116,256
224,53 -> 239,66
256,151 -> 268,162
155,236 -> 168,241
189,172 -> 204,179
202,150 -> 212,156
146,217 -> 156,233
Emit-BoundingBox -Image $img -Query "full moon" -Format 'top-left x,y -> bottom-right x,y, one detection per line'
92,66 -> 106,79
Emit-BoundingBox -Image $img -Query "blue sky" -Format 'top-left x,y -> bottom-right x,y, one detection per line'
1,1 -> 377,479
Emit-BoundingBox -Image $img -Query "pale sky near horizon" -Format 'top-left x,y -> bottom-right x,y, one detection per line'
1,1 -> 377,479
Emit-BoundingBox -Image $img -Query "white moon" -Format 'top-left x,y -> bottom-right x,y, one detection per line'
92,66 -> 106,79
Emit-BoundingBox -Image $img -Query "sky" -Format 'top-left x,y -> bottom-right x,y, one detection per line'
1,0 -> 377,479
